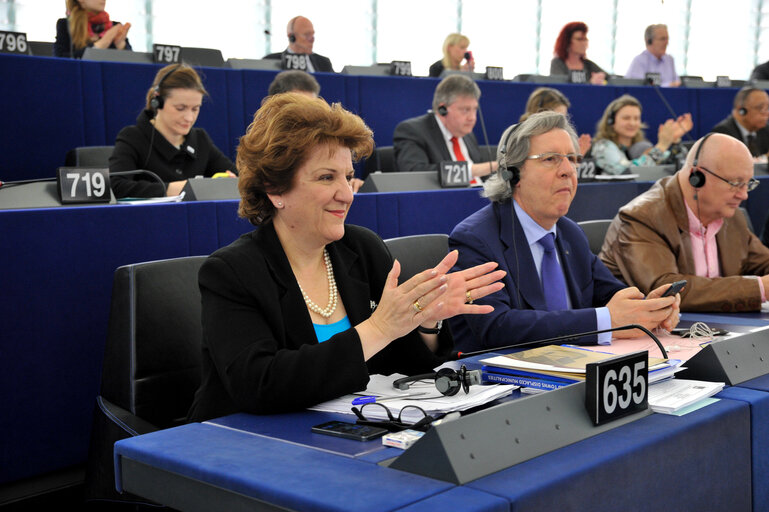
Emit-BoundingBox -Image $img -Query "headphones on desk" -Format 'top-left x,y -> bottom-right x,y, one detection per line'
150,64 -> 182,113
688,132 -> 713,189
392,365 -> 481,396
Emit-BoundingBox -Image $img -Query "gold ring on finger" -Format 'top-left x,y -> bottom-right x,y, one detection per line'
413,298 -> 424,313
466,291 -> 474,304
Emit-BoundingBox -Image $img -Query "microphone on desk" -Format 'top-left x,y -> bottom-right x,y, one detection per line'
454,323 -> 668,360
0,176 -> 57,189
648,81 -> 695,142
111,169 -> 167,192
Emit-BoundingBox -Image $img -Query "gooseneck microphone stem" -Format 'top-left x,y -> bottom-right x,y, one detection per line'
650,83 -> 695,142
456,323 -> 668,360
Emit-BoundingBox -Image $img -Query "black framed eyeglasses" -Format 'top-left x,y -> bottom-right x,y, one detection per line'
351,402 -> 435,432
698,166 -> 759,192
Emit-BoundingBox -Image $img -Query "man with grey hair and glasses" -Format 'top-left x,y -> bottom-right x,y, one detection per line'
601,133 -> 769,312
448,111 -> 680,352
393,74 -> 497,180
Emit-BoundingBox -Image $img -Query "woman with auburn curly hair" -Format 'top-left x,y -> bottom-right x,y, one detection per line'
550,22 -> 606,85
187,93 -> 505,420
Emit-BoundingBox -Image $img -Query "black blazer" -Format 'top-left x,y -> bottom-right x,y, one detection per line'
187,223 -> 452,421
393,113 -> 486,173
53,17 -> 132,59
108,110 -> 235,198
428,60 -> 445,77
263,50 -> 334,72
710,115 -> 769,157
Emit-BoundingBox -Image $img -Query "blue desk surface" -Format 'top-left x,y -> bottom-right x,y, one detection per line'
115,396 -> 753,512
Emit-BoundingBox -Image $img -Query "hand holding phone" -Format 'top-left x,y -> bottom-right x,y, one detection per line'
660,279 -> 686,297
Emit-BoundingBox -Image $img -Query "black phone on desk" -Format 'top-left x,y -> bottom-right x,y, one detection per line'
311,420 -> 387,441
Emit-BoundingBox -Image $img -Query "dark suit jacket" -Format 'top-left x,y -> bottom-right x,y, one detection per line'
263,49 -> 334,72
187,223 -> 451,421
710,115 -> 769,156
393,113 -> 486,173
428,60 -> 445,77
448,200 -> 625,352
751,61 -> 769,81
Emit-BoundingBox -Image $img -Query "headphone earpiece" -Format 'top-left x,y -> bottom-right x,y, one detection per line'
391,365 -> 480,396
689,132 -> 713,189
738,107 -> 748,116
437,104 -> 448,116
288,33 -> 296,43
606,109 -> 616,126
498,122 -> 523,185
150,63 -> 182,116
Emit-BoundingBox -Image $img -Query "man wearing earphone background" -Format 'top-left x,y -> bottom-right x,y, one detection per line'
447,111 -> 679,352
601,133 -> 769,312
263,16 -> 334,73
393,74 -> 497,179
711,87 -> 769,159
625,24 -> 680,87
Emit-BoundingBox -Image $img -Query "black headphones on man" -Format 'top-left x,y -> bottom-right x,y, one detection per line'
392,365 -> 481,396
688,132 -> 713,189
437,104 -> 448,116
498,122 -> 524,185
737,86 -> 761,116
150,63 -> 182,113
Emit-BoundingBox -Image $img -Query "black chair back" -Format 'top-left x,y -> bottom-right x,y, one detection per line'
65,145 -> 114,167
384,234 -> 449,281
577,219 -> 612,256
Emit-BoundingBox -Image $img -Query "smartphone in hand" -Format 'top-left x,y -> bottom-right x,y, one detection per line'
660,280 -> 686,297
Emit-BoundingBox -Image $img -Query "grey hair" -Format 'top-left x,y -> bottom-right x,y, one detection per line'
645,24 -> 667,45
483,111 -> 579,203
432,74 -> 481,112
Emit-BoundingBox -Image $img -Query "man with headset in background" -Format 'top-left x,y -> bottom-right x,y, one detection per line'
711,86 -> 769,159
601,133 -> 769,312
447,111 -> 679,352
393,74 -> 497,180
625,24 -> 680,87
263,16 -> 334,73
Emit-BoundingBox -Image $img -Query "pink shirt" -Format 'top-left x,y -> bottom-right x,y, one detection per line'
685,203 -> 766,300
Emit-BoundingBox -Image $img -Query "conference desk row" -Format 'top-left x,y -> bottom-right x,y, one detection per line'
3,179 -> 769,494
113,313 -> 769,511
0,51 -> 750,183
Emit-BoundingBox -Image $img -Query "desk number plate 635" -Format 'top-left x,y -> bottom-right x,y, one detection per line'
585,351 -> 648,426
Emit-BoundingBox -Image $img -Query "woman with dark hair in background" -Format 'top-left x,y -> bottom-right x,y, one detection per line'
109,64 -> 235,198
592,94 -> 692,175
187,93 -> 505,419
550,22 -> 606,85
54,0 -> 131,58
429,33 -> 475,77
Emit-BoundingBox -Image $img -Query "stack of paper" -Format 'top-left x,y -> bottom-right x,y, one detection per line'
480,345 -> 683,391
648,379 -> 724,414
309,374 -> 516,424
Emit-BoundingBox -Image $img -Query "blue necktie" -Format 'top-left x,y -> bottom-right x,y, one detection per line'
538,233 -> 568,311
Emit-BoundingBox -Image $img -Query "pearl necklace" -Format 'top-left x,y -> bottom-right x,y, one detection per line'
298,249 -> 338,318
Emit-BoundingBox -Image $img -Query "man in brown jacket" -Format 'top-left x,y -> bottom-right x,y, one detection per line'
600,133 -> 769,312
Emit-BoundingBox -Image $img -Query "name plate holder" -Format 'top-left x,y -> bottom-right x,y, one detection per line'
384,381 -> 651,484
485,66 -> 504,81
585,351 -> 648,426
679,325 -> 769,385
569,69 -> 588,84
282,53 -> 311,71
0,30 -> 28,54
645,72 -> 662,86
439,161 -> 470,188
153,44 -> 182,64
56,167 -> 112,204
390,60 -> 412,76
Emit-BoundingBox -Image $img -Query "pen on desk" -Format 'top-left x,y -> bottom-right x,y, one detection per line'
351,392 -> 426,405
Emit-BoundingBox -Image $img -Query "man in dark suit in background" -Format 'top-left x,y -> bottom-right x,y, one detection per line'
711,86 -> 769,158
448,111 -> 679,352
393,74 -> 497,180
264,16 -> 334,73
